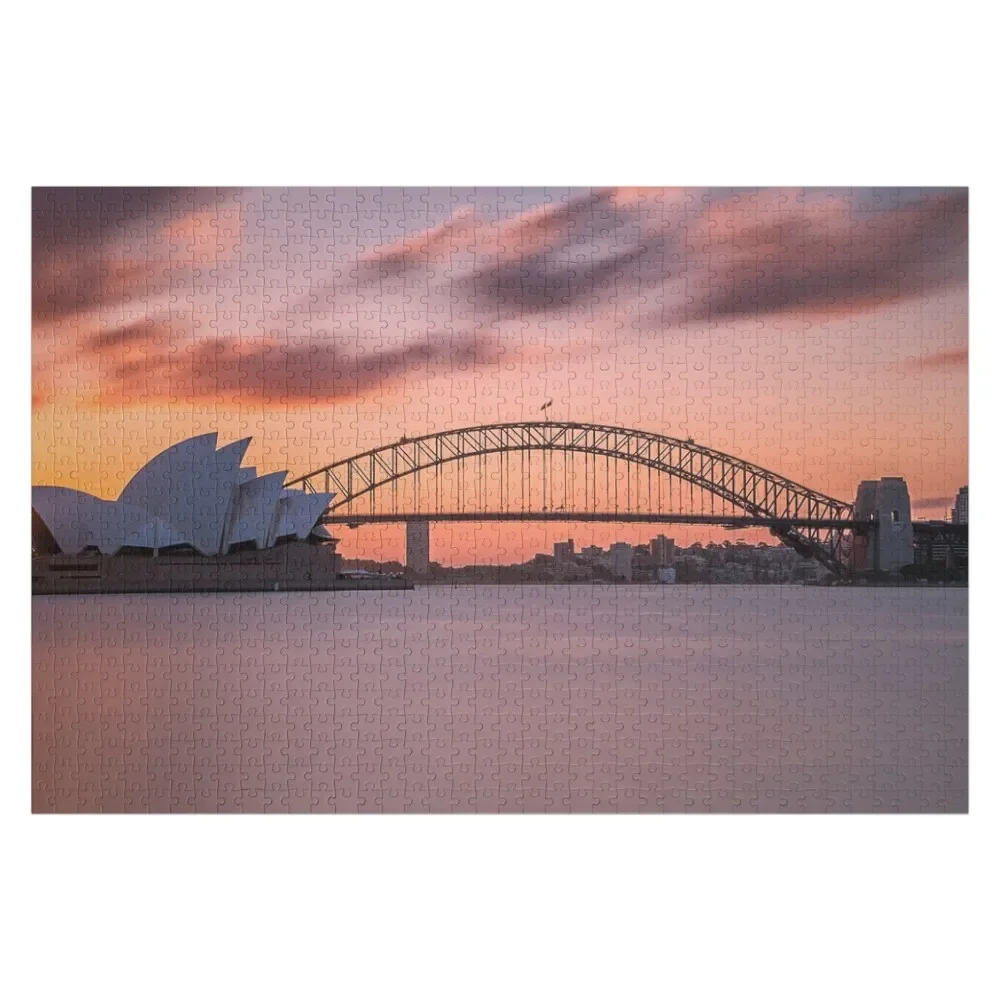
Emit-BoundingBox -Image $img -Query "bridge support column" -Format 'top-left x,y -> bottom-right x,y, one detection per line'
406,520 -> 430,575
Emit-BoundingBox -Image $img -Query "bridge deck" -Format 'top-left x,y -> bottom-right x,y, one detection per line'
322,511 -> 868,529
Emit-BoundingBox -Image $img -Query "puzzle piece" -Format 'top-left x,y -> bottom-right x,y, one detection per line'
32,187 -> 968,812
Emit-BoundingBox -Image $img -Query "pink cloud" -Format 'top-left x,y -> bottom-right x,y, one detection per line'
903,346 -> 968,372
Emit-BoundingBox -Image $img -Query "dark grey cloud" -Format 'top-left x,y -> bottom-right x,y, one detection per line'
354,187 -> 968,328
89,324 -> 497,404
32,187 -> 236,320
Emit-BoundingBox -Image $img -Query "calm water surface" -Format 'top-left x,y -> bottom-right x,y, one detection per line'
32,585 -> 968,813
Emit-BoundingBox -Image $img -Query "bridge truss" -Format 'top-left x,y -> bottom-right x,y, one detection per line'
287,422 -> 860,576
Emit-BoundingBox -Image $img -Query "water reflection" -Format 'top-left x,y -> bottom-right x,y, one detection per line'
32,586 -> 968,813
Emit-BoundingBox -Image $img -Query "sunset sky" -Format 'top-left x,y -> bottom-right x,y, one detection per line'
32,186 -> 968,563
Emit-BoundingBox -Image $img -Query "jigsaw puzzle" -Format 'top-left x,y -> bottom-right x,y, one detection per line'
31,187 -> 968,813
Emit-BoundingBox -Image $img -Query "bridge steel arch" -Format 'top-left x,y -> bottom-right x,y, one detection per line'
287,422 -> 856,575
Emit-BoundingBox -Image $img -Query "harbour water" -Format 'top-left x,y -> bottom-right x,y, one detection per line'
32,585 -> 968,813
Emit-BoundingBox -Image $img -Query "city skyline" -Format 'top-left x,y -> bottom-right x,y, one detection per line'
32,187 -> 968,563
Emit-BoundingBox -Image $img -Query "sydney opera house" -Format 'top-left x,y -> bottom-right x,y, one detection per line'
31,433 -> 354,594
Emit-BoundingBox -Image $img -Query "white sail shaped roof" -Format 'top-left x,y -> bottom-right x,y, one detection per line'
223,471 -> 287,550
119,432 -> 218,506
207,439 -> 252,554
31,487 -> 183,556
118,432 -> 217,554
272,491 -> 334,544
116,434 -> 250,555
32,487 -> 114,555
33,434 -> 334,558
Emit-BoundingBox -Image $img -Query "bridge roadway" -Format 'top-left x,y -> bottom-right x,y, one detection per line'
323,511 -> 869,530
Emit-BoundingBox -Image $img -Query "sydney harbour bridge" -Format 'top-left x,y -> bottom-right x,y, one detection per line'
285,421 -> 893,578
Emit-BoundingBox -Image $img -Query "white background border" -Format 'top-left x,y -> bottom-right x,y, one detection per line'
4,2 -> 994,998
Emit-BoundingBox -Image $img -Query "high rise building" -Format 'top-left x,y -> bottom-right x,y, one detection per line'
405,520 -> 430,574
951,486 -> 968,525
650,535 -> 675,565
553,539 -> 575,563
608,542 -> 633,581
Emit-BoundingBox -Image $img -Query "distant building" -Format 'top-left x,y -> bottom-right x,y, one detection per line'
656,566 -> 676,584
951,486 -> 968,525
630,545 -> 658,580
675,554 -> 708,583
405,520 -> 430,574
914,520 -> 968,570
553,539 -> 575,563
608,542 -> 633,581
709,561 -> 755,584
650,535 -> 675,565
580,545 -> 604,561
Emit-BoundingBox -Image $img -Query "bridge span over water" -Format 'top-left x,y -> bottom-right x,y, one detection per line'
288,421 -> 888,577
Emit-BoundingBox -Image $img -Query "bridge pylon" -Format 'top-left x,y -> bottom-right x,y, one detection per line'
849,478 -> 913,574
